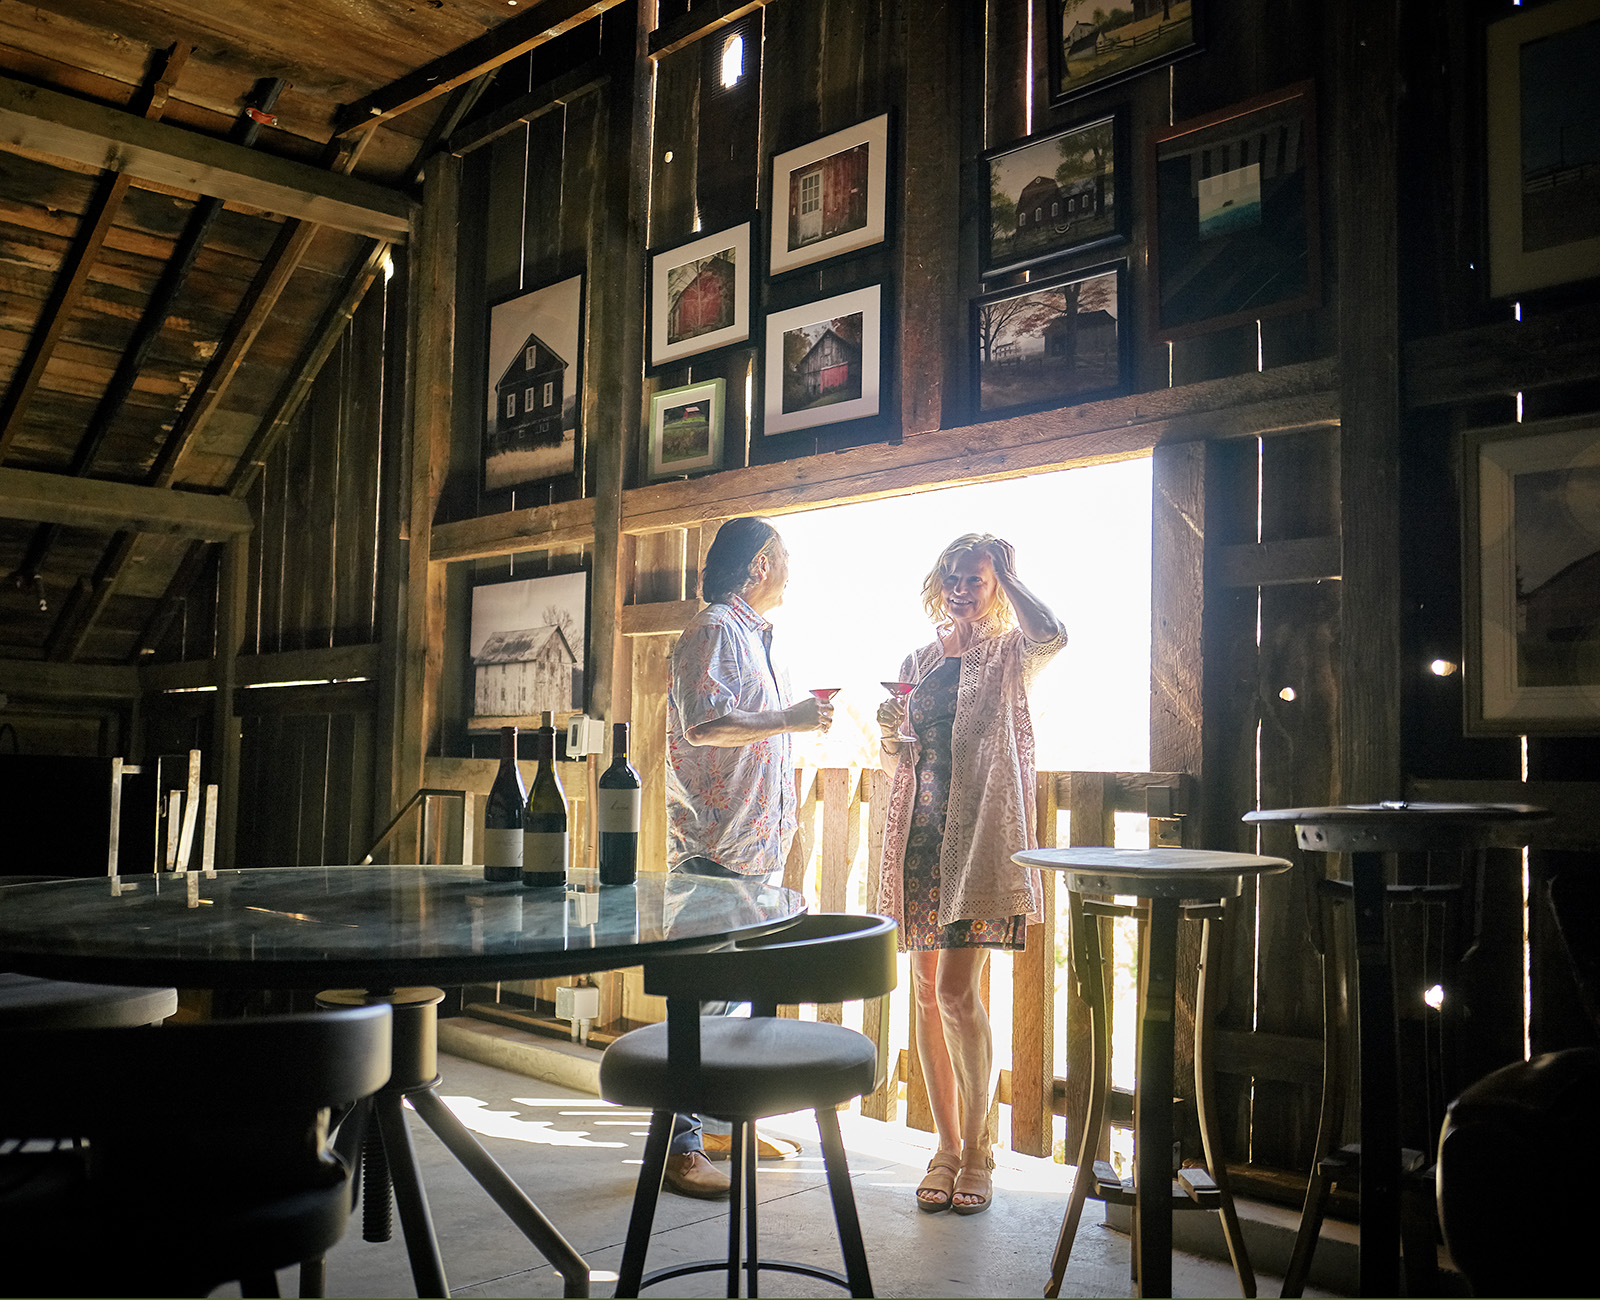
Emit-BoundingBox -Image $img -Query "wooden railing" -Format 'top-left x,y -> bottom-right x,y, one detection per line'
776,764 -> 1193,1159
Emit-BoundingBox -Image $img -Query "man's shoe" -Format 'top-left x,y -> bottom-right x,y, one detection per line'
701,1131 -> 802,1161
662,1151 -> 731,1199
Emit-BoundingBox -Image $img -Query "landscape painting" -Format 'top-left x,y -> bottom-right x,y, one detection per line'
985,114 -> 1125,275
973,264 -> 1125,417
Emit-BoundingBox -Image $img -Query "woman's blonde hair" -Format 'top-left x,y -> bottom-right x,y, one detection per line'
920,533 -> 1015,631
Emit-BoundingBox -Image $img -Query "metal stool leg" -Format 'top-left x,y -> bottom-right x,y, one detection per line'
1198,911 -> 1255,1297
815,1106 -> 873,1298
615,1111 -> 673,1297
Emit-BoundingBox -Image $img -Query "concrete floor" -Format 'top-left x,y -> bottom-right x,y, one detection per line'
229,1022 -> 1349,1300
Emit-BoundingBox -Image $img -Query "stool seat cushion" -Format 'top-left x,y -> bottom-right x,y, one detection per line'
600,1017 -> 877,1119
0,972 -> 178,1028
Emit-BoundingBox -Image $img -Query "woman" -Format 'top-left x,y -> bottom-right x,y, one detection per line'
875,534 -> 1065,1215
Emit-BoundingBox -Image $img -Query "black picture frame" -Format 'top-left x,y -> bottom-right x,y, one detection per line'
1047,0 -> 1203,108
482,273 -> 584,496
467,566 -> 590,727
1462,413 -> 1600,736
762,284 -> 883,435
1149,81 -> 1319,342
646,220 -> 753,371
983,112 -> 1129,278
971,261 -> 1128,419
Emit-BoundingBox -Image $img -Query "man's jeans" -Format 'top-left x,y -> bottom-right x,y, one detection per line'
667,855 -> 761,1155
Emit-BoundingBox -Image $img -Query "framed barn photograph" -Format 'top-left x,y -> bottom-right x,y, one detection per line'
483,274 -> 584,495
1463,414 -> 1600,735
972,262 -> 1127,418
763,285 -> 882,435
1047,0 -> 1203,107
647,377 -> 725,481
1486,0 -> 1600,299
468,567 -> 589,724
1150,82 -> 1319,341
648,221 -> 752,369
984,112 -> 1128,277
768,114 -> 889,276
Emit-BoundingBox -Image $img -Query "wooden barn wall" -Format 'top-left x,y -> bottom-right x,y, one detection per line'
220,272 -> 396,868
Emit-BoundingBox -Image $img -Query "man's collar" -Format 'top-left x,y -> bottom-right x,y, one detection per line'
724,594 -> 772,632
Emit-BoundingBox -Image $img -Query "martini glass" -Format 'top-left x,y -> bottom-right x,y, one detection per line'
880,680 -> 916,697
809,688 -> 841,702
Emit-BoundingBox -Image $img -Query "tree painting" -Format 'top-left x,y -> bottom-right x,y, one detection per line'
976,268 -> 1121,414
987,117 -> 1116,270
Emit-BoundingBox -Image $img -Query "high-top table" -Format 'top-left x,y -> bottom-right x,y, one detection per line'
1242,802 -> 1549,1297
0,865 -> 807,1298
1014,846 -> 1292,1299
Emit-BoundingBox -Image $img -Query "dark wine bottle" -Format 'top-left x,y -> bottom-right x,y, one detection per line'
522,711 -> 568,888
482,725 -> 526,882
597,722 -> 641,885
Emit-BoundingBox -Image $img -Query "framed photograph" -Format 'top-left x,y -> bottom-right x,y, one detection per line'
647,378 -> 725,481
1150,82 -> 1319,341
984,113 -> 1128,276
768,114 -> 889,276
763,285 -> 881,435
1047,0 -> 1203,107
468,567 -> 589,723
1464,414 -> 1600,735
971,261 -> 1127,418
648,221 -> 752,369
483,274 -> 584,495
1486,0 -> 1600,299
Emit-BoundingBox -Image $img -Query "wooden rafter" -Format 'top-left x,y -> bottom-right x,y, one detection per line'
0,42 -> 192,463
0,467 -> 251,539
0,74 -> 414,241
333,0 -> 625,136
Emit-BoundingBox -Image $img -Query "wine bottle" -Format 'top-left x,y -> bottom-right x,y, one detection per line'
597,721 -> 641,886
482,726 -> 526,882
522,711 -> 568,888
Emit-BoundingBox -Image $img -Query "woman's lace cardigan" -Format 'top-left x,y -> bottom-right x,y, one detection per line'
875,622 -> 1066,939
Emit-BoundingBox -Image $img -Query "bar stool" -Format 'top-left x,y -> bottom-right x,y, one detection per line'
1243,801 -> 1549,1298
1015,847 -> 1291,1299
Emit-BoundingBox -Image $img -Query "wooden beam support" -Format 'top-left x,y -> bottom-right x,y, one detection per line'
1335,0 -> 1404,803
619,599 -> 700,636
1213,536 -> 1342,588
0,42 -> 191,463
0,658 -> 140,699
335,0 -> 626,135
0,467 -> 252,540
446,62 -> 608,157
0,75 -> 414,241
141,643 -> 382,694
1403,299 -> 1600,408
648,0 -> 768,57
428,362 -> 1339,562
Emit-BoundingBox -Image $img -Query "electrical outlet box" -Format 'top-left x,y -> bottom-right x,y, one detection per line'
565,715 -> 607,757
555,984 -> 600,1022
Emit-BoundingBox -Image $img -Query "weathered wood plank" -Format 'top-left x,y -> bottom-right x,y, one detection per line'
619,598 -> 699,636
1213,536 -> 1341,587
445,63 -> 609,158
1403,299 -> 1600,408
0,657 -> 139,697
1010,772 -> 1058,1157
0,75 -> 414,241
0,466 -> 252,538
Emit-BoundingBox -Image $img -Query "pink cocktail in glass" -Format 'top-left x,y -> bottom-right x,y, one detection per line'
809,688 -> 841,702
880,680 -> 916,697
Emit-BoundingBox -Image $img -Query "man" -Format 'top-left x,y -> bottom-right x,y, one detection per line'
661,516 -> 832,1197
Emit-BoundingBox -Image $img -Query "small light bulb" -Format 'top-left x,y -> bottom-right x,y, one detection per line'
663,150 -> 674,163
1424,984 -> 1444,1010
1278,687 -> 1296,702
1429,659 -> 1458,677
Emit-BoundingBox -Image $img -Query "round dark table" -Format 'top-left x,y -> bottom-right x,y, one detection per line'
1242,802 -> 1549,1297
0,865 -> 807,1297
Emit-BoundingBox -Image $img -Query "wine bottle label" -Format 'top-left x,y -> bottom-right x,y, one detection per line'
597,788 -> 641,834
522,830 -> 569,874
483,828 -> 523,869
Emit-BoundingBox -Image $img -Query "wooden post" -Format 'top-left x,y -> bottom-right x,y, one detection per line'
1062,772 -> 1116,1157
395,150 -> 459,856
861,767 -> 897,1121
1010,772 -> 1059,1157
212,539 -> 247,871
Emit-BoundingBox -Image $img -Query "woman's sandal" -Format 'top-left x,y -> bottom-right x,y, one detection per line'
951,1151 -> 995,1215
916,1151 -> 962,1213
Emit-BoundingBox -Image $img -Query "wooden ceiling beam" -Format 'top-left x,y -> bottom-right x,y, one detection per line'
0,467 -> 252,540
0,75 -> 415,241
0,42 -> 191,464
334,0 -> 625,135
